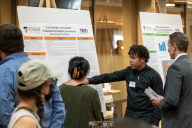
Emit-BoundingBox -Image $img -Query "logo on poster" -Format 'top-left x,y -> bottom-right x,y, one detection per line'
23,26 -> 40,34
143,26 -> 151,31
23,27 -> 28,33
80,29 -> 88,33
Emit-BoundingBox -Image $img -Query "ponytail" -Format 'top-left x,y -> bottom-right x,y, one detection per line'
68,56 -> 90,80
35,89 -> 44,128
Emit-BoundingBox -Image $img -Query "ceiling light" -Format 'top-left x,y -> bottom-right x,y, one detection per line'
166,4 -> 175,7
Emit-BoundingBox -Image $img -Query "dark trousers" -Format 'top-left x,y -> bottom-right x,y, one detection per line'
124,111 -> 153,125
0,124 -> 3,128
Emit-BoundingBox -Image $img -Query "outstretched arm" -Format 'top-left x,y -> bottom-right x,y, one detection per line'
84,68 -> 128,85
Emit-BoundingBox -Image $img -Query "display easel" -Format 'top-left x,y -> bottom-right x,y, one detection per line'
18,6 -> 107,117
150,0 -> 161,13
39,0 -> 57,8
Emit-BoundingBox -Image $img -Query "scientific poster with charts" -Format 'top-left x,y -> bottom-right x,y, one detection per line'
140,12 -> 183,85
20,23 -> 107,116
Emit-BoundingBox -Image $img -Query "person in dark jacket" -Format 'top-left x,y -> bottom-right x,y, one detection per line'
83,45 -> 163,128
151,32 -> 192,128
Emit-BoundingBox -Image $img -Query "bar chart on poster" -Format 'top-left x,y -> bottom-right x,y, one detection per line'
140,12 -> 183,85
155,34 -> 170,57
159,41 -> 166,51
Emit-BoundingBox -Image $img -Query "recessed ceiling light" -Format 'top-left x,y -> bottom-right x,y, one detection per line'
166,4 -> 175,7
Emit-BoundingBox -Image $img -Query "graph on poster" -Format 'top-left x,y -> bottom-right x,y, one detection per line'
156,39 -> 169,57
159,41 -> 166,51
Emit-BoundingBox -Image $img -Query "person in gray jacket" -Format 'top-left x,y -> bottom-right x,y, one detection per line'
151,32 -> 192,128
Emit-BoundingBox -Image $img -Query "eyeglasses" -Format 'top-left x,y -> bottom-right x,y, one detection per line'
52,78 -> 58,86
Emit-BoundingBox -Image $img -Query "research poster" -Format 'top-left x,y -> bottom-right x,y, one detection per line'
140,12 -> 183,84
20,23 -> 107,116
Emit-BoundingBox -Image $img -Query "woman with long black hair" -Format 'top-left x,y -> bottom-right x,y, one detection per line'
59,56 -> 103,128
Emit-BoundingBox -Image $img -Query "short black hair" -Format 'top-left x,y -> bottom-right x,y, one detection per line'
169,32 -> 189,52
128,45 -> 150,62
0,24 -> 24,54
68,56 -> 90,80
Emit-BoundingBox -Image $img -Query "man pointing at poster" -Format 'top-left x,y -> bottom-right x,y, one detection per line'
83,45 -> 163,128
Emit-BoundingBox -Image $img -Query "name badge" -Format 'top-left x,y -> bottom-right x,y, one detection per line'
129,81 -> 136,88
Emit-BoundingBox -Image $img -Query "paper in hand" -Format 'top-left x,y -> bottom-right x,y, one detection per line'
144,87 -> 159,98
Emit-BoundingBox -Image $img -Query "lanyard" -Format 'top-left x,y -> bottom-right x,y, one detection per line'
15,107 -> 39,121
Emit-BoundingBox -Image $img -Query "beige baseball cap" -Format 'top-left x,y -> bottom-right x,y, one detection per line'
17,59 -> 63,91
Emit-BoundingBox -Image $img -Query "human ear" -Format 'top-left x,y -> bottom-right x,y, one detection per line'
141,57 -> 145,62
173,43 -> 177,50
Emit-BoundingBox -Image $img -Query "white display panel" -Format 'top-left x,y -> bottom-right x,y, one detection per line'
18,6 -> 107,117
140,12 -> 183,85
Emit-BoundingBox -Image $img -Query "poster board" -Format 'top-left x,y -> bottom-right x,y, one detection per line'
140,12 -> 183,84
17,6 -> 107,116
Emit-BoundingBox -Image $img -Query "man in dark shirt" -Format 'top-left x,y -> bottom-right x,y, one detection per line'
83,45 -> 163,128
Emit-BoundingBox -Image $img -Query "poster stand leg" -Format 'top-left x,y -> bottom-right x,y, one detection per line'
39,0 -> 57,8
39,0 -> 45,7
150,0 -> 161,13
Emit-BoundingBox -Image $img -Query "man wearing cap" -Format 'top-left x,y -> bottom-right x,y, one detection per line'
0,24 -> 66,128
